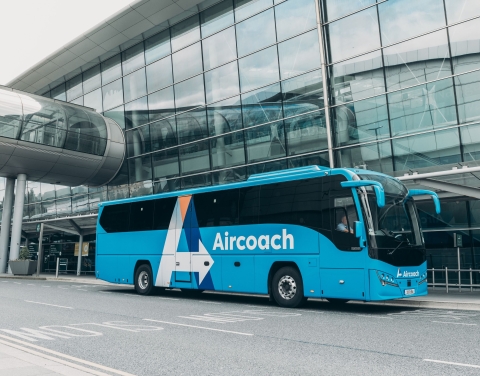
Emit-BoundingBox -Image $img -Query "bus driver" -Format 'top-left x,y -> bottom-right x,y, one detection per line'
337,215 -> 353,234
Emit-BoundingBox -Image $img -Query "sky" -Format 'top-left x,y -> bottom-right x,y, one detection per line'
0,0 -> 137,85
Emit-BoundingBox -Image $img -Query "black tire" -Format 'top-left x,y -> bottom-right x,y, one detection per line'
326,298 -> 349,305
134,264 -> 154,295
271,267 -> 305,308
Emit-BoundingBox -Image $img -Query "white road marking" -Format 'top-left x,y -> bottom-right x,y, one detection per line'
155,297 -> 179,301
179,309 -> 300,324
77,289 -> 88,291
41,285 -> 51,288
27,284 -> 35,286
424,359 -> 480,369
195,300 -> 222,305
25,301 -> 73,309
357,315 -> 393,320
57,287 -> 69,289
13,282 -> 21,284
389,309 -> 477,320
431,321 -> 477,326
1,281 -> 8,283
98,291 -> 112,294
144,319 -> 253,336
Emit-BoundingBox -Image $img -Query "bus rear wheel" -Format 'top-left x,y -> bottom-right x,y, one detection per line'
135,264 -> 154,295
272,267 -> 305,308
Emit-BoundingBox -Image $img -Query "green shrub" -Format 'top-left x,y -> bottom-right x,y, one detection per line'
18,247 -> 31,260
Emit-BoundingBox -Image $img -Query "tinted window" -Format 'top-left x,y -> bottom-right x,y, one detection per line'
129,200 -> 154,231
194,189 -> 239,227
259,181 -> 296,224
153,197 -> 177,230
331,195 -> 360,251
239,186 -> 260,224
100,204 -> 131,233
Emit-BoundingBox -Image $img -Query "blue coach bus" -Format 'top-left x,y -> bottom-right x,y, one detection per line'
95,166 -> 440,308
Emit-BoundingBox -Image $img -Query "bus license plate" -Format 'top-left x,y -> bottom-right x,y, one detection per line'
405,289 -> 415,295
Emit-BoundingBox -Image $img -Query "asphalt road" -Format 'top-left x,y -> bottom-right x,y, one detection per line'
1,279 -> 479,376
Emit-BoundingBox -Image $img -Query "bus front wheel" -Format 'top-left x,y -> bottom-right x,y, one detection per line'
135,264 -> 154,295
271,267 -> 305,308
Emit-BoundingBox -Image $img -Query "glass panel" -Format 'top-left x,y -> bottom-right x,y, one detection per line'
42,200 -> 56,217
146,56 -> 173,93
125,96 -> 149,129
41,183 -> 56,201
129,180 -> 153,198
378,0 -> 446,46
212,166 -> 246,185
205,61 -> 239,103
172,42 -> 203,82
126,125 -> 151,157
108,159 -> 129,187
70,97 -> 83,106
461,123 -> 480,162
326,7 -> 380,63
281,69 -> 323,118
27,182 -> 41,203
202,27 -> 237,70
285,110 -> 328,155
66,75 -> 83,101
322,0 -> 376,22
236,9 -> 276,57
56,198 -> 72,216
51,84 -> 66,101
392,128 -> 461,173
179,140 -> 210,174
241,82 -> 282,127
449,17 -> 480,74
101,55 -> 122,85
235,0 -> 272,22
83,88 -> 103,112
288,151 -> 330,168
201,0 -> 234,37
122,42 -> 145,76
388,78 -> 457,137
329,50 -> 384,105
445,0 -> 480,24
108,183 -> 130,200
128,155 -> 152,183
336,141 -> 394,173
145,29 -> 171,64
83,65 -> 102,93
275,0 -> 317,41
239,46 -> 279,92
102,79 -> 123,111
154,177 -> 181,193
176,108 -> 208,144
153,148 -> 180,179
0,89 -> 22,139
455,70 -> 480,124
246,121 -> 286,162
148,86 -> 175,122
207,96 -> 243,136
278,30 -> 320,80
181,173 -> 212,189
151,117 -> 177,150
171,15 -> 200,52
333,95 -> 389,147
103,105 -> 125,130
383,30 -> 451,91
55,185 -> 71,198
174,75 -> 205,112
72,195 -> 89,213
211,130 -> 245,169
247,158 -> 288,174
123,68 -> 147,103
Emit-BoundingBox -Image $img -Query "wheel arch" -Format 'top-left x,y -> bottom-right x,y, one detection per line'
267,261 -> 302,297
134,260 -> 152,281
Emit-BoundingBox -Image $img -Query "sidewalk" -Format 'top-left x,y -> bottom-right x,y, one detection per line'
0,273 -> 113,285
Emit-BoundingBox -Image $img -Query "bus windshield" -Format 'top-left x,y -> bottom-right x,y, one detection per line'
357,174 -> 425,267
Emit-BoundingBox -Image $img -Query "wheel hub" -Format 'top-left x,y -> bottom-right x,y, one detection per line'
278,275 -> 296,300
138,271 -> 149,290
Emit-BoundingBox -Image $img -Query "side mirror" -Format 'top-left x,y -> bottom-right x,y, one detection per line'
406,189 -> 441,214
354,221 -> 366,248
341,180 -> 385,208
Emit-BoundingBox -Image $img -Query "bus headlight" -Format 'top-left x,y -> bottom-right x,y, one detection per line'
376,271 -> 399,287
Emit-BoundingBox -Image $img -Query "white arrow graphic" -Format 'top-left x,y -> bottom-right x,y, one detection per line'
192,239 -> 214,284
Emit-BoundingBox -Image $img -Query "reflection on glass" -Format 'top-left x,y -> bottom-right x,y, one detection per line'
148,86 -> 175,122
102,79 -> 124,111
151,118 -> 177,151
212,166 -> 246,185
130,180 -> 153,198
242,83 -> 282,128
326,6 -> 380,63
281,70 -> 323,118
174,75 -> 205,111
211,131 -> 245,168
236,9 -> 276,57
103,105 -> 125,130
101,55 -> 122,85
455,70 -> 480,124
179,140 -> 210,174
449,17 -> 480,74
323,0 -> 376,22
172,42 -> 203,82
146,56 -> 173,93
201,0 -> 234,37
83,88 -> 103,112
70,97 -> 83,106
51,84 -> 66,101
239,46 -> 279,92
336,141 -> 393,173
125,96 -> 149,129
334,95 -> 389,147
275,0 -> 317,41
171,15 -> 200,52
27,182 -> 41,203
129,155 -> 152,183
445,0 -> 480,24
83,65 -> 101,94
56,198 -> 72,216
181,173 -> 211,189
392,128 -> 461,172
66,75 -> 83,102
247,159 -> 287,175
207,96 -> 243,136
278,30 -> 320,80
72,195 -> 89,213
0,89 -> 22,139
176,108 -> 208,144
153,148 -> 179,179
330,50 -> 384,104
154,177 -> 181,193
246,121 -> 286,162
145,29 -> 171,64
42,200 -> 56,217
235,0 -> 272,22
460,123 -> 480,162
285,111 -> 328,155
202,27 -> 237,70
388,78 -> 457,136
205,61 -> 239,103
41,183 -> 56,201
384,30 -> 451,91
378,0 -> 445,46
123,68 -> 147,103
127,125 -> 151,157
122,42 -> 145,76
288,151 -> 329,168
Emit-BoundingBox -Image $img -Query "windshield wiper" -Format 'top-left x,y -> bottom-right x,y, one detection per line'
388,240 -> 406,255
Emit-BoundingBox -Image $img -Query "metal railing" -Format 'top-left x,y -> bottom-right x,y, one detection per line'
428,268 -> 480,293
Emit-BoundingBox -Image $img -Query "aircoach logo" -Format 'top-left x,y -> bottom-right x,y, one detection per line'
397,268 -> 420,278
213,229 -> 294,251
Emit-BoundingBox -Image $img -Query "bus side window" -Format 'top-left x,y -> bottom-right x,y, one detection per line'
331,196 -> 360,251
194,189 -> 239,227
129,201 -> 154,232
239,186 -> 260,225
292,179 -> 322,229
259,182 -> 296,224
99,203 -> 131,233
153,197 -> 177,230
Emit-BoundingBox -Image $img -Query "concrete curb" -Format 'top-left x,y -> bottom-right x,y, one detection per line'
0,275 -> 47,280
0,275 -> 112,285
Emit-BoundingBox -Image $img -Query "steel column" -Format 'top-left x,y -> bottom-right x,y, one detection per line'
36,223 -> 44,277
77,234 -> 83,276
0,178 -> 15,273
8,174 -> 26,273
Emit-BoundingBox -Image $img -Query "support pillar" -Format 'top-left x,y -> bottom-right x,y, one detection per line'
77,234 -> 83,276
0,178 -> 15,274
8,174 -> 26,273
36,223 -> 44,277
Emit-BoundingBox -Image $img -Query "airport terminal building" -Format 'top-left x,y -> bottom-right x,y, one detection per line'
2,0 -> 480,277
